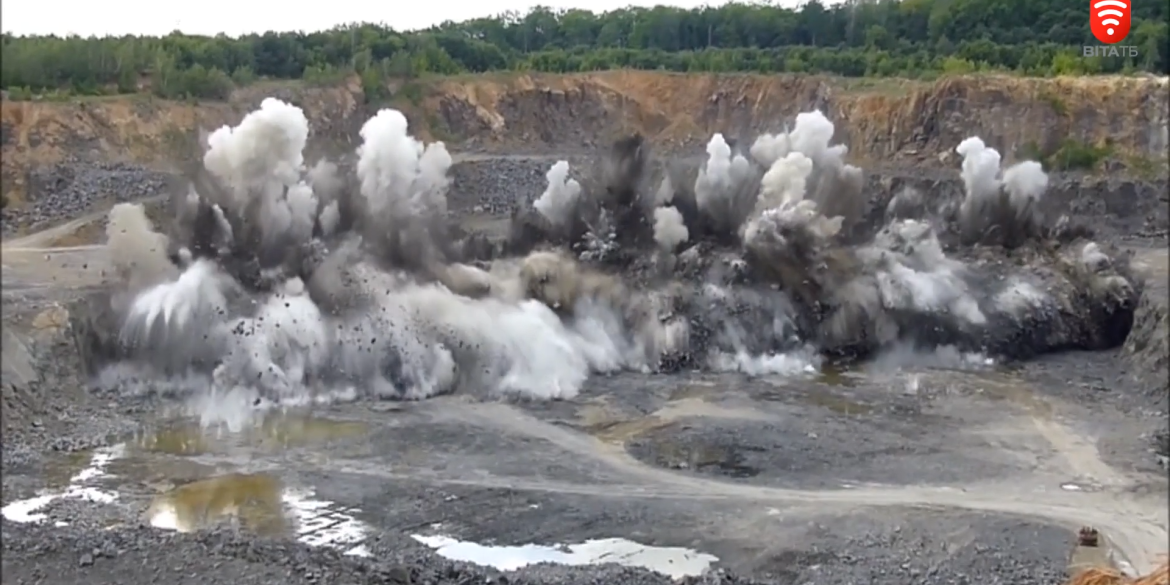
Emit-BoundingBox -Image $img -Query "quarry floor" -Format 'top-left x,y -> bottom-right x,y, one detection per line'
1,160 -> 1168,584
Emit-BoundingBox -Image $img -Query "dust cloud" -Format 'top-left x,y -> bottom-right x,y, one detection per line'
91,99 -> 1139,412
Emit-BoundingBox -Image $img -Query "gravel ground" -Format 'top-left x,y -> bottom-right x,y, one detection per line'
448,156 -> 591,215
0,503 -> 1074,585
3,151 -> 1167,585
1,313 -> 141,469
2,160 -> 176,237
2,519 -> 763,585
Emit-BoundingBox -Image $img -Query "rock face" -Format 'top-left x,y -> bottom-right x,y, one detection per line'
427,73 -> 1170,163
0,82 -> 365,222
1,305 -> 91,454
3,73 -> 1167,199
1124,249 -> 1169,396
3,72 -> 1167,236
1126,291 -> 1168,382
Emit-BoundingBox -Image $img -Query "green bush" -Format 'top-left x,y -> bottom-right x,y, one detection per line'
1046,139 -> 1113,171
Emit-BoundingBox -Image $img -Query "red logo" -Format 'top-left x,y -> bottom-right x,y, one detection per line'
1090,0 -> 1131,44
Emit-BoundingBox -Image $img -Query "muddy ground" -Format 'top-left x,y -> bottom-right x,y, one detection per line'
1,154 -> 1167,585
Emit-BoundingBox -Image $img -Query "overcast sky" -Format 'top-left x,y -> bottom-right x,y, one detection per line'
2,0 -> 814,38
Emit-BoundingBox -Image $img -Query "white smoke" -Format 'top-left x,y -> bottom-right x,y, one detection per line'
203,98 -> 318,252
815,217 -> 990,354
955,137 -> 1049,247
956,137 -> 1002,202
756,151 -> 813,212
97,100 -> 1137,420
1002,160 -> 1048,221
357,108 -> 451,222
739,121 -> 1065,358
105,202 -> 175,290
694,133 -> 759,233
215,281 -> 330,399
108,105 -> 687,408
117,259 -> 231,372
347,108 -> 455,271
307,160 -> 343,237
534,160 -> 582,227
867,220 -> 986,326
739,115 -> 863,293
750,110 -> 866,233
652,206 -> 689,252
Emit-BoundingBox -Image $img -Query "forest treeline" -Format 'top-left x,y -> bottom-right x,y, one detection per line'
2,0 -> 1168,101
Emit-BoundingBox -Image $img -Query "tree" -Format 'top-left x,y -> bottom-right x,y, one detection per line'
2,0 -> 1165,101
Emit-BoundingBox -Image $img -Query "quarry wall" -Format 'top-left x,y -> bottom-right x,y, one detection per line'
2,71 -> 1167,228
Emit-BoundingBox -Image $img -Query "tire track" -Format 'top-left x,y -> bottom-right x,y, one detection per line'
430,401 -> 1169,573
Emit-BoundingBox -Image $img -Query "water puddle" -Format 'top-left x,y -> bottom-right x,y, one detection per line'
586,416 -> 676,444
411,533 -> 718,579
755,362 -> 876,416
1059,481 -> 1102,493
147,473 -> 288,534
578,391 -> 776,445
817,364 -> 862,387
641,438 -> 763,478
796,391 -> 875,416
2,410 -> 374,557
758,387 -> 875,416
964,372 -> 1053,415
130,410 -> 369,456
147,473 -> 370,556
668,382 -> 718,401
2,445 -> 122,525
41,450 -> 100,490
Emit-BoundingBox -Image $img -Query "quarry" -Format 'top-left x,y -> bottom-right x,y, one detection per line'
1,71 -> 1168,585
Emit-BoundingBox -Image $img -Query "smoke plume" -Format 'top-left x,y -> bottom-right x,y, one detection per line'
92,100 -> 1140,417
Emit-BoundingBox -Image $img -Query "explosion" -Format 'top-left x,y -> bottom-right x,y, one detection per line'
88,99 -> 1140,409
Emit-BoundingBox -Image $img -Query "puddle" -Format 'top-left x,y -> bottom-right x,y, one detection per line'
411,534 -> 718,579
796,391 -> 875,416
147,473 -> 289,535
758,387 -> 875,416
579,394 -> 776,445
2,445 -> 123,525
133,424 -> 214,456
576,401 -> 676,444
668,382 -> 718,401
3,410 -> 373,557
756,361 -> 875,416
587,417 -> 676,444
965,373 -> 1054,416
252,412 -> 368,447
130,410 -> 369,456
147,473 -> 370,556
41,450 -> 99,490
816,364 -> 860,387
642,439 -> 762,478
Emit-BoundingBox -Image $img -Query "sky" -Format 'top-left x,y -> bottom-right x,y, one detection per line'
1,0 -> 813,38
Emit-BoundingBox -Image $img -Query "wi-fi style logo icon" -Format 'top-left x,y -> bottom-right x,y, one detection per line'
1090,0 -> 1131,44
